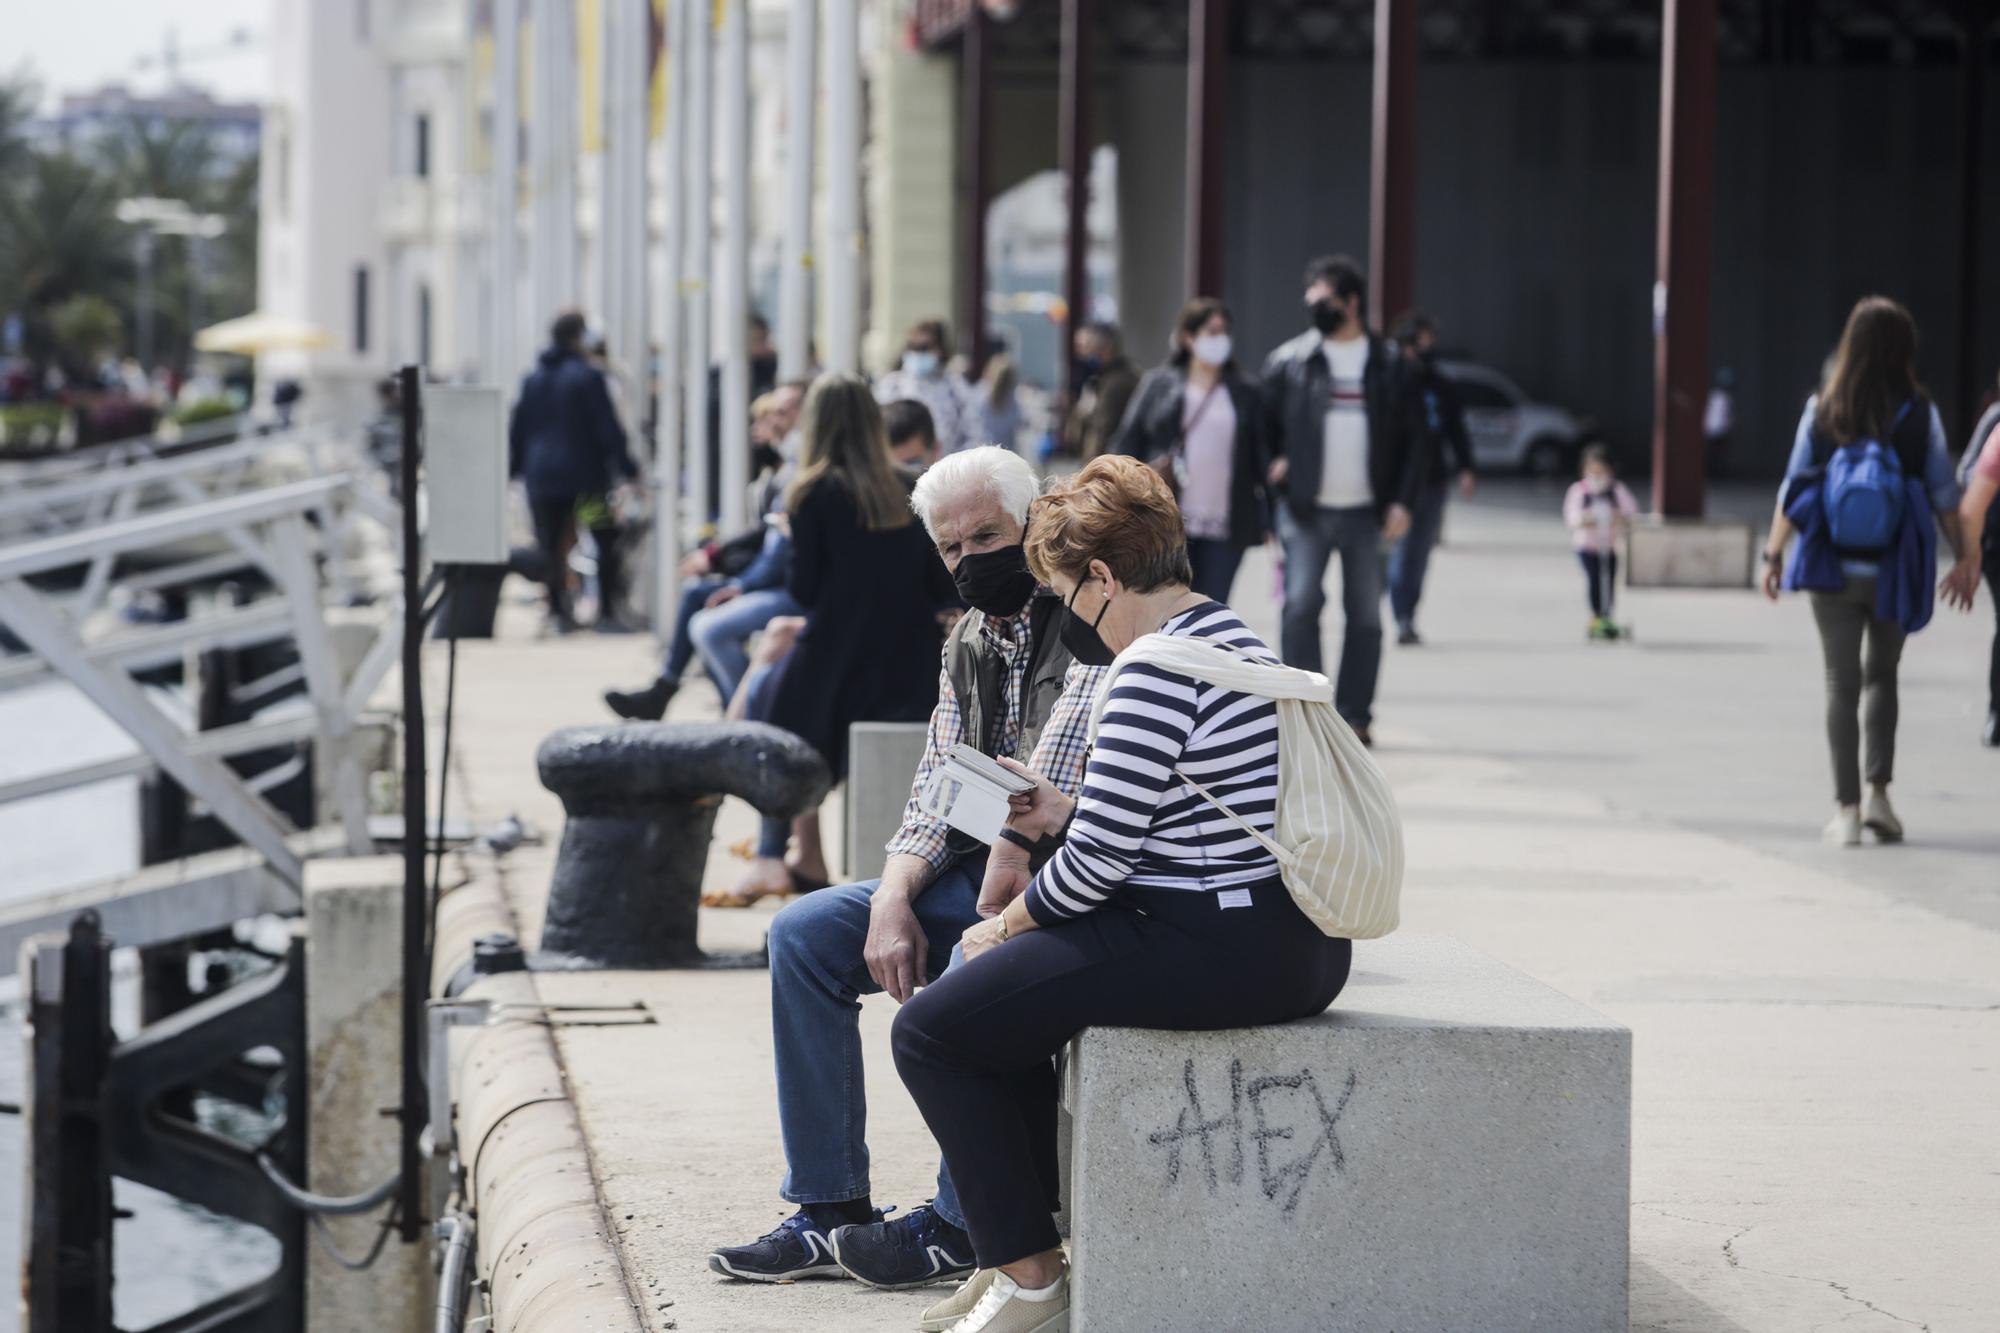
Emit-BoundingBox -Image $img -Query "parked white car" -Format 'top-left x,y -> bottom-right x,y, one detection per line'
1437,360 -> 1594,477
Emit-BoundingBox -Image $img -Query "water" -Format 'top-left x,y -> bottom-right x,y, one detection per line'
0,684 -> 278,1331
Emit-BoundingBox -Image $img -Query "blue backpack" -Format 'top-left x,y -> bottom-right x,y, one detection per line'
1823,403 -> 1913,554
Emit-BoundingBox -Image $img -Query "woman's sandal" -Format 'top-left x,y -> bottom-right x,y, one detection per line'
700,881 -> 793,909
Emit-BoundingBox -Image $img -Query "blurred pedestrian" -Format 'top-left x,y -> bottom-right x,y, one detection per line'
884,398 -> 940,471
1705,367 -> 1737,475
876,319 -> 967,455
972,352 -> 1026,453
509,311 -> 635,633
1759,296 -> 1967,845
1110,298 -> 1268,604
1562,444 -> 1638,638
1062,321 -> 1139,461
1261,255 -> 1421,745
1385,310 -> 1476,645
1939,406 -> 1999,745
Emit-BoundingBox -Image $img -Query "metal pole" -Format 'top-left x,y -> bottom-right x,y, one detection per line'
683,0 -> 714,527
598,0 -> 622,352
494,0 -> 521,384
1058,0 -> 1093,398
779,0 -> 818,379
396,363 -> 426,1243
1952,0 -> 1988,443
624,0 -> 651,432
656,0 -> 687,631
1650,0 -> 1716,519
1184,0 -> 1227,299
825,0 -> 861,373
960,10 -> 991,373
555,0 -> 580,307
1368,0 -> 1417,332
137,230 -> 156,371
720,0 -> 751,532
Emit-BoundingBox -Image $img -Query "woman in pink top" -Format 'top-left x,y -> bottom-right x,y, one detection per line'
1941,419 -> 2000,744
1562,443 -> 1639,634
1108,298 -> 1270,604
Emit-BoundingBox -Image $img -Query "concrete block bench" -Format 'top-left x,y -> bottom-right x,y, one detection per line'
1062,933 -> 1630,1333
843,721 -> 930,882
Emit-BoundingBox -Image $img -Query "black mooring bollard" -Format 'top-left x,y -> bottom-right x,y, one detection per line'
535,722 -> 832,967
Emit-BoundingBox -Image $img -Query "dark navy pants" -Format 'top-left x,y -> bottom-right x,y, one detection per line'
891,881 -> 1351,1268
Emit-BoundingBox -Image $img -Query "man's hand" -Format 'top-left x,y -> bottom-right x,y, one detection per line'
679,549 -> 712,578
705,583 -> 743,609
1383,503 -> 1412,542
865,889 -> 927,1003
978,838 -> 1032,919
1267,457 -> 1290,486
1458,470 -> 1477,499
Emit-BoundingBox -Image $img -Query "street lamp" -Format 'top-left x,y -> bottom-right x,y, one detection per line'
116,196 -> 228,373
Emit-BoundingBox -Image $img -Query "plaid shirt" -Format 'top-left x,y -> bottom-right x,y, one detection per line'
884,612 -> 1105,873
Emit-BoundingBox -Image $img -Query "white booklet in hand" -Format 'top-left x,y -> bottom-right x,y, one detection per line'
918,744 -> 1035,845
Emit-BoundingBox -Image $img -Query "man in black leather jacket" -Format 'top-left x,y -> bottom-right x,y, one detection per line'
1260,255 -> 1421,742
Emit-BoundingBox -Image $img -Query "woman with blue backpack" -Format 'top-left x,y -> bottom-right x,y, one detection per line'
1759,297 -> 1967,846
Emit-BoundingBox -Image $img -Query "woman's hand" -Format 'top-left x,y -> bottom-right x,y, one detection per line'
1760,550 -> 1784,601
1940,556 -> 1981,612
994,757 -> 1073,839
960,914 -> 1009,963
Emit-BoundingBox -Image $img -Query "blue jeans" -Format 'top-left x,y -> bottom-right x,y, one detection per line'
1276,503 -> 1384,727
1386,481 -> 1449,629
766,855 -> 986,1229
1187,537 -> 1246,606
662,579 -> 726,680
690,587 -> 803,704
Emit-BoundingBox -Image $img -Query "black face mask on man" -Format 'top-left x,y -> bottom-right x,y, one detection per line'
1310,299 -> 1347,336
1059,578 -> 1117,667
952,544 -> 1037,618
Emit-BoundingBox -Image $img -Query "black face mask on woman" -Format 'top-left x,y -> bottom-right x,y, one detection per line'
1059,579 -> 1117,667
952,545 -> 1037,618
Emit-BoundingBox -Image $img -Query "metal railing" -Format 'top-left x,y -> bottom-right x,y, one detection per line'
0,435 -> 402,967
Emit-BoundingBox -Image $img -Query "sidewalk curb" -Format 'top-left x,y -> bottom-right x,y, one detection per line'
435,874 -> 647,1333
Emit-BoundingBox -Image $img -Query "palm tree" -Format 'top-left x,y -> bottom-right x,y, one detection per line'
0,152 -> 133,369
0,68 -> 37,183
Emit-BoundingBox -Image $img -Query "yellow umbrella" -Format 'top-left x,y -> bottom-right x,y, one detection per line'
193,312 -> 334,356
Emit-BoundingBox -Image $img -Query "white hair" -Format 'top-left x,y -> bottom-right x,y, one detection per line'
909,445 -> 1041,540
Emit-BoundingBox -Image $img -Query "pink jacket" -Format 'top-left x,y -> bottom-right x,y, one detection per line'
1564,480 -> 1638,553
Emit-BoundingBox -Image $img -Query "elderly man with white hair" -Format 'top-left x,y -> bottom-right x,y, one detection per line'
707,446 -> 1109,1298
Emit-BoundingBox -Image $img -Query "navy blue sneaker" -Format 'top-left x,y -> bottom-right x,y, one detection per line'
708,1207 -> 872,1282
831,1204 -> 977,1290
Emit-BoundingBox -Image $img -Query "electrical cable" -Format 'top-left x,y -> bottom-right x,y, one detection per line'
427,567 -> 461,964
308,1199 -> 403,1271
255,1151 -> 401,1216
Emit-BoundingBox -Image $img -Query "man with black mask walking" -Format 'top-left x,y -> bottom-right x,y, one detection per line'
1261,255 -> 1421,744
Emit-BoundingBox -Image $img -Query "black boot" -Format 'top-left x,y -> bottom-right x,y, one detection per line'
1983,710 -> 1998,748
604,677 -> 676,721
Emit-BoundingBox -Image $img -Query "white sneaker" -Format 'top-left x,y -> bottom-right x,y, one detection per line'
921,1270 -> 996,1332
1863,787 -> 1904,843
1823,806 -> 1862,847
945,1269 -> 1068,1333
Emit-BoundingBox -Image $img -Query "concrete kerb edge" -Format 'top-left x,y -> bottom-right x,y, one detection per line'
435,875 -> 647,1333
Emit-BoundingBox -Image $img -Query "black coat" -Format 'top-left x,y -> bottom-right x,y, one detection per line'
1259,330 -> 1421,522
1110,364 -> 1271,548
767,475 -> 955,779
1409,358 -> 1476,492
508,346 -> 634,503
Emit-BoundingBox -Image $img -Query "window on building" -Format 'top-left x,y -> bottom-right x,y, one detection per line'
418,284 -> 433,367
354,266 -> 370,354
415,113 -> 430,179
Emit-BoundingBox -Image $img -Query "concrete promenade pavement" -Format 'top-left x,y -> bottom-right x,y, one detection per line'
442,480 -> 1997,1333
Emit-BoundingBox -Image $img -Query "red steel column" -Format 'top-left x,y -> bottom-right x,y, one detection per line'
1651,0 -> 1717,519
1060,0 -> 1094,397
1368,0 -> 1418,331
1185,0 -> 1229,298
961,9 -> 992,372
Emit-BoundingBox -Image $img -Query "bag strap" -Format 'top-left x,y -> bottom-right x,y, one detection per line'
1171,765 -> 1298,870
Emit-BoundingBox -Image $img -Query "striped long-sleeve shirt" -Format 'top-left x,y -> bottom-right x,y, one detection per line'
1024,601 -> 1282,924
